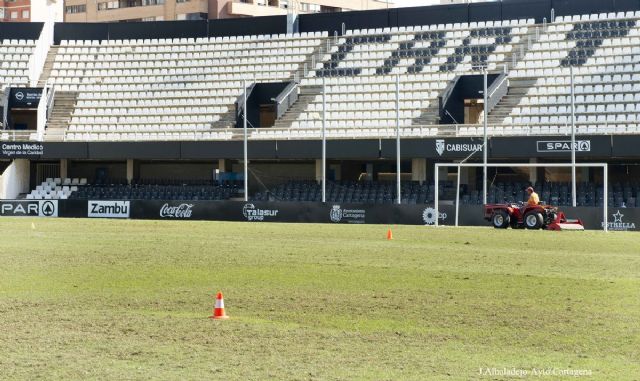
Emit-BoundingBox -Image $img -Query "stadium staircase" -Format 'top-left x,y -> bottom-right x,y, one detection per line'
483,27 -> 541,124
37,45 -> 60,87
486,78 -> 539,124
45,91 -> 79,138
411,105 -> 443,126
210,108 -> 237,129
458,25 -> 539,126
291,36 -> 335,82
272,85 -> 323,129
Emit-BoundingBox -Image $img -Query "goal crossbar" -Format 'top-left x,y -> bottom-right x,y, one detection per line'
434,162 -> 609,232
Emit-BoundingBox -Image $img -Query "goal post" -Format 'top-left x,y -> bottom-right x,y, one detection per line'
434,163 -> 609,232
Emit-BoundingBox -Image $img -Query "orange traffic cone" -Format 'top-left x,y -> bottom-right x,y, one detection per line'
210,292 -> 229,319
387,228 -> 393,240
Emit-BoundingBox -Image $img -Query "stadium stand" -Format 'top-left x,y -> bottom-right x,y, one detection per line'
31,10 -> 640,141
468,181 -> 638,208
0,39 -> 35,88
253,180 -> 440,204
269,19 -> 536,136
24,175 -> 636,207
24,177 -> 240,200
45,33 -> 326,141
68,181 -> 239,201
491,12 -> 640,134
0,39 -> 36,133
25,177 -> 86,200
252,179 -> 638,208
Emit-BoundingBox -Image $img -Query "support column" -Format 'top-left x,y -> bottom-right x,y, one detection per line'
366,163 -> 374,181
425,160 -> 434,183
411,158 -> 426,184
529,158 -> 537,184
216,159 -> 228,182
438,166 -> 448,184
126,159 -> 134,185
0,159 -> 30,199
329,163 -> 341,181
579,167 -> 588,182
315,159 -> 323,183
459,166 -> 470,185
218,159 -> 227,172
60,159 -> 68,179
470,167 -> 480,190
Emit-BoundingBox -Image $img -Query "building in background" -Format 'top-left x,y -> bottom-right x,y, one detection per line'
0,0 -> 63,22
63,0 -> 389,22
211,0 -> 388,19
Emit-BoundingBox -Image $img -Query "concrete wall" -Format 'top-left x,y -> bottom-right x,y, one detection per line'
0,159 -> 30,199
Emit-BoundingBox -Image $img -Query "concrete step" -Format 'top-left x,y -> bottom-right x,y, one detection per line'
37,46 -> 60,87
45,91 -> 78,134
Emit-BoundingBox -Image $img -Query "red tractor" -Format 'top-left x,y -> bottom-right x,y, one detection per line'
484,203 -> 584,230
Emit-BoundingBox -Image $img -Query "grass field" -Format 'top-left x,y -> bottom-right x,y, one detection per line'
0,218 -> 639,380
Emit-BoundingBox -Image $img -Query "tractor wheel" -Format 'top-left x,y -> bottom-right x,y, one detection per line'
492,211 -> 510,229
524,211 -> 544,229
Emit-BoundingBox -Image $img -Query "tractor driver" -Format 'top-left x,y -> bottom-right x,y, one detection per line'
526,186 -> 540,206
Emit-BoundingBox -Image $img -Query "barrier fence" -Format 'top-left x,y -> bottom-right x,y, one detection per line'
0,200 -> 636,231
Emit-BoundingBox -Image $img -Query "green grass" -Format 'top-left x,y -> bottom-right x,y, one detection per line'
0,218 -> 639,380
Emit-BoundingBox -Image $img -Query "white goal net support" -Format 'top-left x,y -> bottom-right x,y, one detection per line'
434,163 -> 609,232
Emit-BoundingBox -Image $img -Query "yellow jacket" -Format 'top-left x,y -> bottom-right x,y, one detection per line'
527,192 -> 540,206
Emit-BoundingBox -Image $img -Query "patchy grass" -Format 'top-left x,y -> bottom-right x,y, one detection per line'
0,218 -> 638,380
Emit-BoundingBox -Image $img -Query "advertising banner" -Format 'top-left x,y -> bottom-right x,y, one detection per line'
491,135 -> 612,158
88,201 -> 130,218
381,138 -> 485,159
1,142 -> 44,159
0,198 -> 634,231
0,200 -> 57,217
8,88 -> 42,108
0,135 -> 629,160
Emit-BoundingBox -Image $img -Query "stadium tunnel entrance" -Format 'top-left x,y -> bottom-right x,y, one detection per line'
235,82 -> 297,129
439,74 -> 502,125
3,87 -> 43,132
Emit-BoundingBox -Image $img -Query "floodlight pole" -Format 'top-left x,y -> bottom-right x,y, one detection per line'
434,167 -> 439,227
483,68 -> 488,205
455,164 -> 461,227
322,76 -> 326,203
603,164 -> 608,233
396,74 -> 401,205
570,66 -> 577,207
243,79 -> 248,202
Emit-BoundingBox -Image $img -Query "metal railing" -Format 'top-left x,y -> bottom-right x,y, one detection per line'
486,72 -> 509,114
274,81 -> 298,104
1,85 -> 10,129
274,81 -> 298,119
234,82 -> 255,122
0,131 -> 47,141
46,85 -> 56,121
438,75 -> 461,123
2,121 -> 630,143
